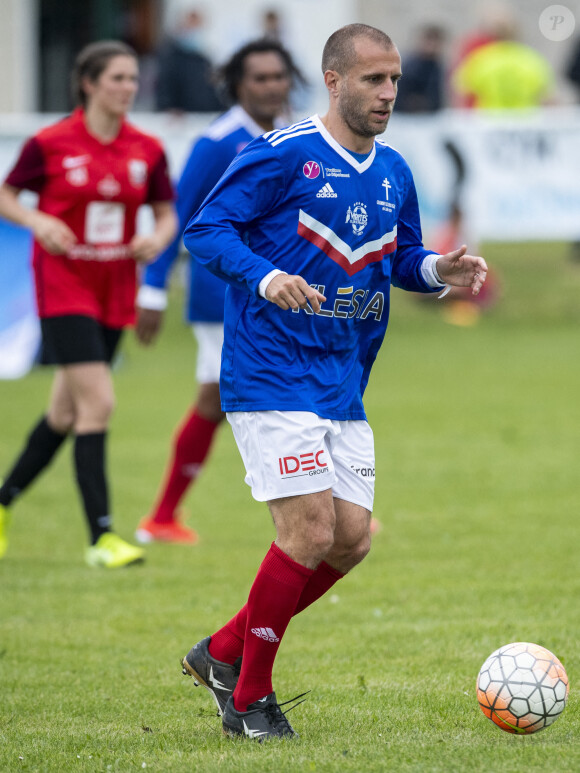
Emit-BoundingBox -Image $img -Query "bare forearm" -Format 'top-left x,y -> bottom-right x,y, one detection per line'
0,184 -> 76,253
0,185 -> 37,229
152,202 -> 178,252
130,203 -> 178,264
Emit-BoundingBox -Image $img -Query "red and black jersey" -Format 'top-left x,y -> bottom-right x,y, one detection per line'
5,108 -> 174,327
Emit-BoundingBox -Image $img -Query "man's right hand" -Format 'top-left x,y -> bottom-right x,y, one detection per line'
30,212 -> 77,255
265,274 -> 326,313
135,307 -> 164,345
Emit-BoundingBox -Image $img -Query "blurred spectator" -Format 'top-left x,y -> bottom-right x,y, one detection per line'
155,8 -> 224,113
452,9 -> 554,109
258,8 -> 310,112
261,9 -> 284,42
422,140 -> 500,326
430,202 -> 500,326
396,25 -> 447,113
449,2 -> 511,105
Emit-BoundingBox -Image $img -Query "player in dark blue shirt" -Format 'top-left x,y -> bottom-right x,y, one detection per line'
135,40 -> 304,544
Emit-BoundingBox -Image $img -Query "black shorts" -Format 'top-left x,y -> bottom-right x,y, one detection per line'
40,315 -> 124,366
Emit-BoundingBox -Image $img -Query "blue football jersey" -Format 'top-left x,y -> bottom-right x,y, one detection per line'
184,115 -> 439,420
143,106 -> 271,322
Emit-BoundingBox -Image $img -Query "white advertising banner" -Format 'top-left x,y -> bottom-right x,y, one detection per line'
0,108 -> 579,377
1,108 -> 579,243
383,108 -> 580,242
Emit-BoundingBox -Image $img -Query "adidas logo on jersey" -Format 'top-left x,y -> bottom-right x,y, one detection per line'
251,627 -> 280,642
316,183 -> 338,198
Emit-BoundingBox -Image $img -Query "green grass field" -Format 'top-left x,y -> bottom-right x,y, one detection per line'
1,242 -> 579,772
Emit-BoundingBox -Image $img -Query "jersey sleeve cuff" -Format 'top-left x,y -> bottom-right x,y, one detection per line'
136,284 -> 168,310
420,253 -> 446,288
258,269 -> 287,299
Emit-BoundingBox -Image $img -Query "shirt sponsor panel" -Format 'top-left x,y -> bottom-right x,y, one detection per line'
68,244 -> 132,261
303,160 -> 320,179
324,166 -> 350,178
292,284 -> 385,321
85,202 -> 125,244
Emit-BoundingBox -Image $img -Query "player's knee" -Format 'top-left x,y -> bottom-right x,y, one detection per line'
310,528 -> 336,558
98,392 -> 116,423
80,392 -> 115,427
350,533 -> 371,565
332,531 -> 371,569
47,409 -> 74,435
297,518 -> 335,559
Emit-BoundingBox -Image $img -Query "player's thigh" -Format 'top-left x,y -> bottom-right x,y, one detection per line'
60,361 -> 115,428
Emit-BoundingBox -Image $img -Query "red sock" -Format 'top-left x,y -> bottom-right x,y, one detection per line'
294,560 -> 344,614
150,408 -> 218,524
209,558 -> 344,682
230,542 -> 313,711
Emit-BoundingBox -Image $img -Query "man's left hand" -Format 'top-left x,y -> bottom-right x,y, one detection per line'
436,245 -> 488,295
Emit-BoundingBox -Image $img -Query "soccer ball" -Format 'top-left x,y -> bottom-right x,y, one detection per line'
476,642 -> 569,734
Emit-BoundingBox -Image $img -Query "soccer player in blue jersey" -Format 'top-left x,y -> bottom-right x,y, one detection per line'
179,23 -> 488,740
135,40 -> 304,544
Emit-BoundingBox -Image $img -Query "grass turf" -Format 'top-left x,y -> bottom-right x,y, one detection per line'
1,242 -> 579,771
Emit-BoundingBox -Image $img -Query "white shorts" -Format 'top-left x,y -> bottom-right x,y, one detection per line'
227,410 -> 375,511
192,323 -> 223,384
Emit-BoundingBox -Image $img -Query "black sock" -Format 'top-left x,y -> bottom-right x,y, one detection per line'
74,432 -> 112,545
0,416 -> 67,506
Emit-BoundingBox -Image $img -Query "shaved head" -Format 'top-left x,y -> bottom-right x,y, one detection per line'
322,24 -> 395,74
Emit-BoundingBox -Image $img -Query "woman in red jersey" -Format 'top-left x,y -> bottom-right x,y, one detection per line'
0,41 -> 177,567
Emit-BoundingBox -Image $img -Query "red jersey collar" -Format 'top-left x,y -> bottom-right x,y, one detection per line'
72,106 -> 127,145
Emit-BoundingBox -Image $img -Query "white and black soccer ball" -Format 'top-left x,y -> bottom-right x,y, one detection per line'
476,641 -> 569,734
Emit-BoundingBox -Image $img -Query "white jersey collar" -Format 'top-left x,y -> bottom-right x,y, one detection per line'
311,114 -> 376,174
231,104 -> 287,139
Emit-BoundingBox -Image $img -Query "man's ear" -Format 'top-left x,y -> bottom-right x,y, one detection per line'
323,69 -> 341,96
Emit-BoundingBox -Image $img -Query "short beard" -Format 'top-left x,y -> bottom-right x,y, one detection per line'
337,89 -> 386,139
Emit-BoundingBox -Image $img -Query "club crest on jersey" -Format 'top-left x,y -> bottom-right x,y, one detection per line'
303,160 -> 320,179
128,159 -> 147,186
97,174 -> 121,198
345,202 -> 368,235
